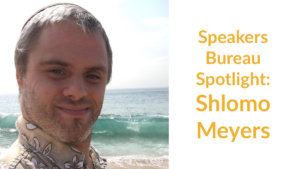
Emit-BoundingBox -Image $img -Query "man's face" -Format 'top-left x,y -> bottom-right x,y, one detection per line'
18,21 -> 108,143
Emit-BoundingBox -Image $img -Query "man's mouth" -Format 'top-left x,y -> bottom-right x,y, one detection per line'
56,106 -> 90,117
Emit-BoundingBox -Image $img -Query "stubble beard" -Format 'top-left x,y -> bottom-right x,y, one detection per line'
22,84 -> 102,144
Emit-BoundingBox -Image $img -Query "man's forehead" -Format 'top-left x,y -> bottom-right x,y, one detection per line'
32,22 -> 106,54
27,21 -> 108,71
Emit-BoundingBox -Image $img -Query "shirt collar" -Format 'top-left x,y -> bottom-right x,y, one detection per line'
16,116 -> 97,169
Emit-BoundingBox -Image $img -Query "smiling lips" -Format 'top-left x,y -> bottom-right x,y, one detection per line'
57,105 -> 90,117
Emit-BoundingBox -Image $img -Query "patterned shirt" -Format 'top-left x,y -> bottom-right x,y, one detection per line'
0,117 -> 107,169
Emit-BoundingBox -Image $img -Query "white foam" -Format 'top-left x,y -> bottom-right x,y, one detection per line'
126,125 -> 140,132
92,131 -> 108,134
0,128 -> 17,133
8,129 -> 17,133
0,112 -> 20,118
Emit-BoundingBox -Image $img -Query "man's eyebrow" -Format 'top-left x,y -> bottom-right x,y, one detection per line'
39,60 -> 70,67
39,60 -> 107,72
87,66 -> 107,73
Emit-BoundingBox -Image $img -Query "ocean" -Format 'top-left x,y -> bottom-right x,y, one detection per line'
0,88 -> 169,168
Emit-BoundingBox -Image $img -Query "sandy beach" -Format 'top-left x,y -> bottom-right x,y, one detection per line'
106,156 -> 169,169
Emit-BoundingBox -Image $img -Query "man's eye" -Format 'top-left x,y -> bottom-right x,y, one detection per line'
87,74 -> 100,80
48,69 -> 65,75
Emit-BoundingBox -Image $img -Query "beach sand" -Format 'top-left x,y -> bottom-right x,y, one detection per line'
106,157 -> 169,169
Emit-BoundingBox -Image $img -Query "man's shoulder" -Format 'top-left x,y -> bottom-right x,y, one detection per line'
1,142 -> 108,169
90,146 -> 107,169
0,140 -> 27,169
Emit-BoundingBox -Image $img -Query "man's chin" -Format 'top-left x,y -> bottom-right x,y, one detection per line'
51,129 -> 92,144
45,120 -> 93,144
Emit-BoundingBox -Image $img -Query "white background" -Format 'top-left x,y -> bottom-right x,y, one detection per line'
170,0 -> 300,168
1,0 -> 300,168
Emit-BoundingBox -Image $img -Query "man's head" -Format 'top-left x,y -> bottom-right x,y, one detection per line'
15,3 -> 112,143
15,3 -> 112,83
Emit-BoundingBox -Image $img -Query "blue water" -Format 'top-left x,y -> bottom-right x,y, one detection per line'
0,88 -> 169,157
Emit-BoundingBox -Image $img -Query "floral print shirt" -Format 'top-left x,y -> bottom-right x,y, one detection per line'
0,117 -> 107,169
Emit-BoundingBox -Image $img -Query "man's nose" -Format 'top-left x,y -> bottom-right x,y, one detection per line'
62,75 -> 87,101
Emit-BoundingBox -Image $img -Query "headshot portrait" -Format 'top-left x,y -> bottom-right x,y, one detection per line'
0,1 -> 168,169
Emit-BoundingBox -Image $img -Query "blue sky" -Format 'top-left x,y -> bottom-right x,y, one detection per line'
0,0 -> 168,94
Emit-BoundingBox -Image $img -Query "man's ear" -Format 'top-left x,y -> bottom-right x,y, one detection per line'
16,71 -> 24,89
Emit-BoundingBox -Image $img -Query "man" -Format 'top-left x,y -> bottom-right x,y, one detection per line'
0,3 -> 112,169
